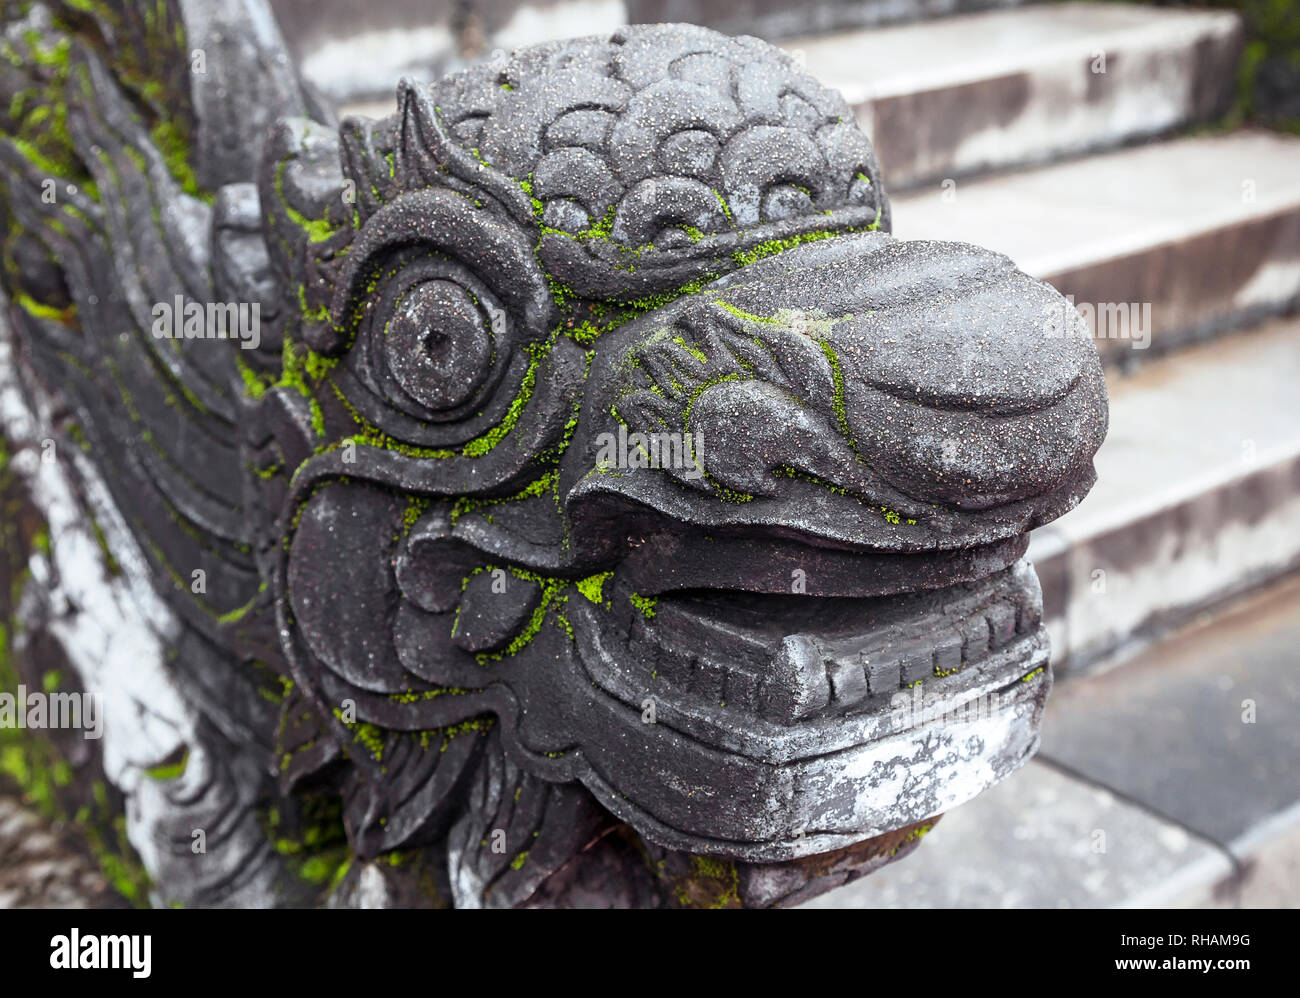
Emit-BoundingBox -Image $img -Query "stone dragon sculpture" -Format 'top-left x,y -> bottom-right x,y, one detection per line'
0,0 -> 1107,907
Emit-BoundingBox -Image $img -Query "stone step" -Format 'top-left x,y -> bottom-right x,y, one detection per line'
1029,315 -> 1300,674
283,0 -> 1030,106
892,130 -> 1300,360
629,0 -> 1027,45
804,572 -> 1300,908
785,2 -> 1242,190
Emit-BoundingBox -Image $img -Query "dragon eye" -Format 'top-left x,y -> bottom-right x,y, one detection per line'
385,279 -> 493,411
353,249 -> 512,423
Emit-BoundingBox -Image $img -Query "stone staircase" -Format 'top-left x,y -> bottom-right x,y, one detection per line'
786,3 -> 1244,189
774,1 -> 1300,907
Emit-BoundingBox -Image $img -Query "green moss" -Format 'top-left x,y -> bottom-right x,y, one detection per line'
626,273 -> 716,313
316,331 -> 556,467
13,292 -> 75,324
234,354 -> 270,399
818,338 -> 860,455
450,470 -> 558,524
331,708 -> 385,762
401,495 -> 430,531
672,334 -> 708,364
516,174 -> 545,219
275,160 -> 340,244
773,466 -> 918,525
388,686 -> 476,703
214,582 -> 267,625
670,855 -> 741,908
261,792 -> 351,891
576,570 -> 613,605
713,300 -> 772,325
149,118 -> 203,200
460,343 -> 541,457
145,748 -> 189,781
629,592 -> 657,619
889,820 -> 936,858
79,501 -> 122,577
730,227 -> 854,268
304,350 -> 339,382
473,573 -> 567,665
710,188 -> 733,222
419,716 -> 495,752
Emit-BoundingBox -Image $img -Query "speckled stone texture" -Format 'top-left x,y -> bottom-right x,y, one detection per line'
0,3 -> 1105,906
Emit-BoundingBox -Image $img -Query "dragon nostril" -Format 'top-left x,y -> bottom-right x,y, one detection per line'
422,328 -> 449,354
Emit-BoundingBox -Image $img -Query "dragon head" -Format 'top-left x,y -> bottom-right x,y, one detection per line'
241,23 -> 1106,902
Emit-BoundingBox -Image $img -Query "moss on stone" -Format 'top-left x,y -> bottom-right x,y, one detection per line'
629,592 -> 657,619
576,570 -> 613,605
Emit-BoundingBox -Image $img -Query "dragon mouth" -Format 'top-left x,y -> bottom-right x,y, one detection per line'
579,554 -> 1046,737
565,551 -> 1051,860
604,558 -> 1044,727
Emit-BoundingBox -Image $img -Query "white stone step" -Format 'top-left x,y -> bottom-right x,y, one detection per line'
1032,315 -> 1300,673
892,130 -> 1300,358
290,0 -> 1032,106
787,3 -> 1243,189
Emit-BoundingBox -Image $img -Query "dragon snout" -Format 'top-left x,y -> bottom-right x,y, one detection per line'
567,232 -> 1107,549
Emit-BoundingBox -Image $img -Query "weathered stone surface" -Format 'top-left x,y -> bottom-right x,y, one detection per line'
0,5 -> 1105,906
789,4 -> 1243,190
803,759 -> 1233,908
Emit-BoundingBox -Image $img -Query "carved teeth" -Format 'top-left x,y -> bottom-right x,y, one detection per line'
721,668 -> 760,709
826,652 -> 870,705
897,640 -> 934,688
623,558 -> 1045,723
986,600 -> 1018,648
959,613 -> 991,660
764,634 -> 831,723
865,654 -> 902,697
689,655 -> 725,703
932,627 -> 963,677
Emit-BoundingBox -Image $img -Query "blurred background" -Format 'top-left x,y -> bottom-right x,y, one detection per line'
3,0 -> 1298,907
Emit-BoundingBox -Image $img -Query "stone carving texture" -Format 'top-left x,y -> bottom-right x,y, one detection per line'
0,1 -> 1106,906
